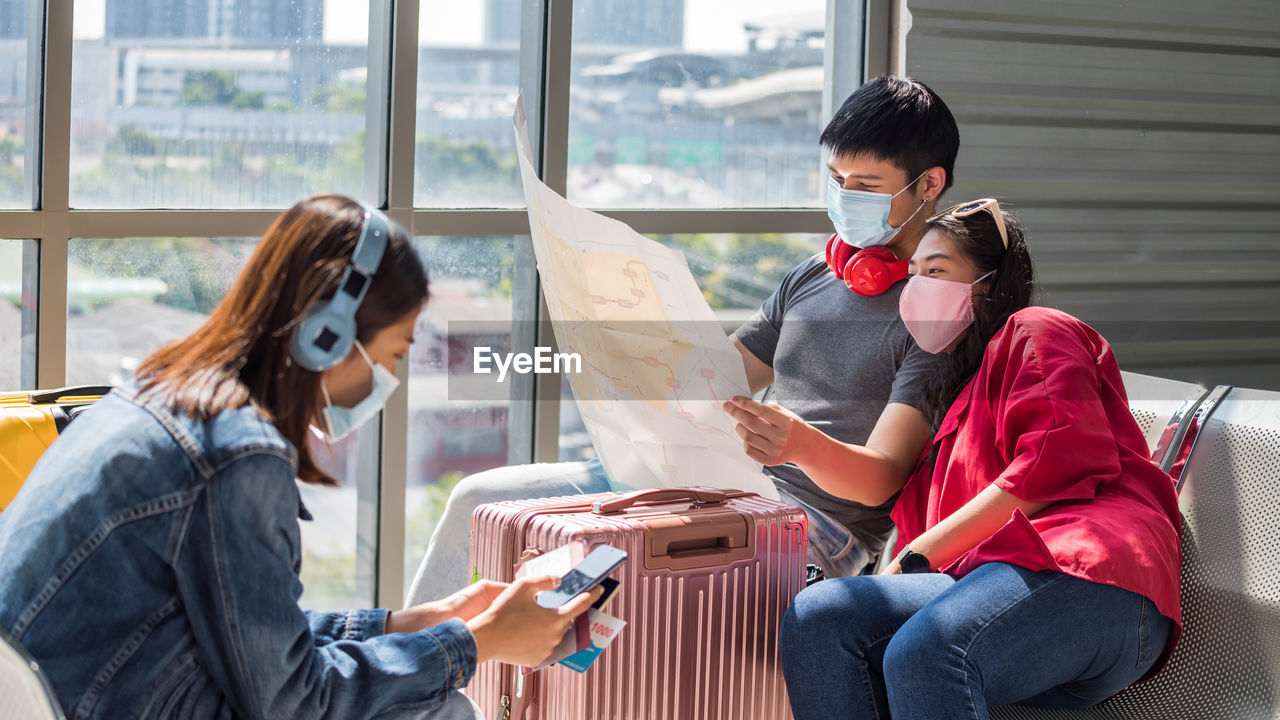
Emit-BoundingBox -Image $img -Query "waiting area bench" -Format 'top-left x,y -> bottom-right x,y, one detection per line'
993,376 -> 1280,719
4,372 -> 1279,720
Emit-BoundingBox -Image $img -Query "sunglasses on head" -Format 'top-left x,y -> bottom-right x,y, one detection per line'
926,198 -> 1008,249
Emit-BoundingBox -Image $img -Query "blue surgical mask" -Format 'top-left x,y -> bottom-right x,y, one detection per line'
320,341 -> 399,442
826,170 -> 929,249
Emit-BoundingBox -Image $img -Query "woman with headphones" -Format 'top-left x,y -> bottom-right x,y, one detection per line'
0,195 -> 599,719
728,200 -> 1182,719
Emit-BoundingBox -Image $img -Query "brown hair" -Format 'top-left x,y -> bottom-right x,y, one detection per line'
136,195 -> 428,485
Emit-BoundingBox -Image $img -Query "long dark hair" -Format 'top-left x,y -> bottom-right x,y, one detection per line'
136,195 -> 428,485
918,205 -> 1035,431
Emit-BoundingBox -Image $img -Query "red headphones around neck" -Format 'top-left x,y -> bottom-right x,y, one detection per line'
824,233 -> 910,296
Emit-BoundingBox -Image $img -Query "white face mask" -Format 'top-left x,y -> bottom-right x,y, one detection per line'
826,170 -> 929,249
320,341 -> 399,442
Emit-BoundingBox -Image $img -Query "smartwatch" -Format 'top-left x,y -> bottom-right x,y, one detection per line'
898,548 -> 933,574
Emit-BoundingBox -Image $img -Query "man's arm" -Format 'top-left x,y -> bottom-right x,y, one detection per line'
733,337 -> 775,394
723,398 -> 933,506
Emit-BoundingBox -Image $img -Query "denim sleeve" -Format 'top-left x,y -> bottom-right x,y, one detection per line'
305,608 -> 388,646
175,452 -> 478,719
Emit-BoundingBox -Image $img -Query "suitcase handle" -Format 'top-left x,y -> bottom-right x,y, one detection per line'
29,385 -> 113,404
591,487 -> 737,515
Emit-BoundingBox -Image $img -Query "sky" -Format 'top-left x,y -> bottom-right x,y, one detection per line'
72,0 -> 825,54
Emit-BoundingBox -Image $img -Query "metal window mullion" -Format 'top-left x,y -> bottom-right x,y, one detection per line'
890,0 -> 909,77
824,0 -> 865,119
505,0 -> 557,466
539,0 -> 572,197
369,0 -> 422,609
35,0 -> 74,388
0,212 -> 44,237
377,203 -> 413,609
363,0 -> 393,208
411,209 -> 532,236
527,0 -> 575,463
41,0 -> 70,213
33,227 -> 66,388
384,0 -> 418,213
596,209 -> 831,235
864,0 -> 893,80
408,209 -> 833,242
23,0 -> 47,210
65,210 -> 281,237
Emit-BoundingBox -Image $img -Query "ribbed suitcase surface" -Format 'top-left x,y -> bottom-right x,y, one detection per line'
467,487 -> 806,720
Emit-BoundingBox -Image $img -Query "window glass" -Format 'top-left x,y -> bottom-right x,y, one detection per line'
404,236 -> 516,590
295,430 -> 370,611
0,239 -> 35,388
70,0 -> 372,208
567,1 -> 827,209
0,1 -> 33,208
414,1 -> 526,208
558,232 -> 825,459
65,236 -> 369,610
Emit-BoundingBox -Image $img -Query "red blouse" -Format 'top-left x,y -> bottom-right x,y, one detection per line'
891,306 -> 1183,640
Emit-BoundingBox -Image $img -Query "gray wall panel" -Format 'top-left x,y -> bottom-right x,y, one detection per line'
906,0 -> 1280,391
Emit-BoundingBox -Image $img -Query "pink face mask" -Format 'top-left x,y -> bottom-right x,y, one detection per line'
898,270 -> 994,353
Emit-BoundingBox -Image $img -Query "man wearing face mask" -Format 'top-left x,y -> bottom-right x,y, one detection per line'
721,76 -> 956,576
407,77 -> 958,604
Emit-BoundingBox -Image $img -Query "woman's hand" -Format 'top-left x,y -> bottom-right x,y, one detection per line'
386,580 -> 509,634
879,558 -> 902,575
465,575 -> 603,666
435,580 -> 509,623
722,396 -> 826,467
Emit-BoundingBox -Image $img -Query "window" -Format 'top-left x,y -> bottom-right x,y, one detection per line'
70,0 -> 373,208
403,235 -> 516,590
0,239 -> 36,388
567,0 -> 827,209
23,2 -> 861,609
0,1 -> 34,209
413,1 -> 526,208
66,237 -> 256,385
297,429 -> 374,611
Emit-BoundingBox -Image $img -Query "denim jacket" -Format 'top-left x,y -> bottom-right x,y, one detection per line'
0,385 -> 477,719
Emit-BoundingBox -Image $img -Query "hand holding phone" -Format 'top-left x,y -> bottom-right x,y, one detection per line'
536,545 -> 627,609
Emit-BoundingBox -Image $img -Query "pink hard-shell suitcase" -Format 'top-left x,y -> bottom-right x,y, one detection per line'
466,487 -> 807,720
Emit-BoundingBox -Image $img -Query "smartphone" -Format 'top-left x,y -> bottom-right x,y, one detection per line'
536,545 -> 628,609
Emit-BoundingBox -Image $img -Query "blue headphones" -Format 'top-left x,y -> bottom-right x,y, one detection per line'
290,203 -> 391,372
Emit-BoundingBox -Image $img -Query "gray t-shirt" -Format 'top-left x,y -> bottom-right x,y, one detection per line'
732,253 -> 944,559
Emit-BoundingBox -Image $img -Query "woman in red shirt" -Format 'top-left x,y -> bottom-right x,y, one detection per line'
730,200 -> 1181,719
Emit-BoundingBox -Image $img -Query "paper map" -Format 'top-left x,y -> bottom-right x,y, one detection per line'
513,95 -> 775,499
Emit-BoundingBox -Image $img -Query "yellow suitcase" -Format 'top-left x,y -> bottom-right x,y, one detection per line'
0,386 -> 112,511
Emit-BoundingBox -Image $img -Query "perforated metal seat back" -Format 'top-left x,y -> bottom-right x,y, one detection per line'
0,631 -> 63,720
992,386 -> 1280,719
1118,371 -> 1206,457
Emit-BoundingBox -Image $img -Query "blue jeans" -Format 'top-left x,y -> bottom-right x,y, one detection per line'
435,692 -> 484,719
779,562 -> 1173,720
776,486 -> 871,577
